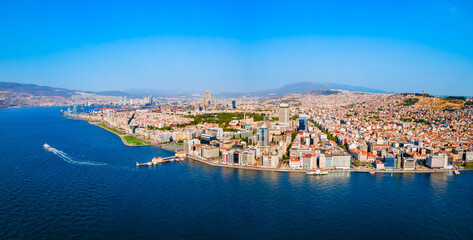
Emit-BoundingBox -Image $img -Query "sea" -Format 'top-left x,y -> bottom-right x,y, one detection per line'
0,107 -> 472,240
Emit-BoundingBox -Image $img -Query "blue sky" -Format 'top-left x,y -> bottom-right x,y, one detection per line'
0,0 -> 472,95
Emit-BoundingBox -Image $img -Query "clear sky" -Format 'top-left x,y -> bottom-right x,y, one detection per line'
0,0 -> 472,95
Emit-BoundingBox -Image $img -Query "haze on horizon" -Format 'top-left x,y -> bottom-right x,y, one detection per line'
1,0 -> 473,96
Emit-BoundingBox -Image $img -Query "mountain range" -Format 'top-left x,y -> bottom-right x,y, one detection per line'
0,81 -> 390,99
215,82 -> 389,97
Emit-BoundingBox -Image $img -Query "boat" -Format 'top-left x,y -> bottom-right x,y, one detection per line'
306,169 -> 328,175
369,170 -> 375,175
43,143 -> 51,149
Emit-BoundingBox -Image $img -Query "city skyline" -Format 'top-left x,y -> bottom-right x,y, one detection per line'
1,1 -> 473,95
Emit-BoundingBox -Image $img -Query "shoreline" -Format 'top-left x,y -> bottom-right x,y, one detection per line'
72,117 -> 472,175
88,121 -> 151,147
186,155 -> 473,174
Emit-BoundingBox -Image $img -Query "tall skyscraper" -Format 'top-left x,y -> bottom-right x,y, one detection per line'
279,103 -> 289,131
299,115 -> 308,131
232,100 -> 236,109
205,90 -> 211,105
259,124 -> 268,146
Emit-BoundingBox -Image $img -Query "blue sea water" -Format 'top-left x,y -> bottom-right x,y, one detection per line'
1,107 -> 472,240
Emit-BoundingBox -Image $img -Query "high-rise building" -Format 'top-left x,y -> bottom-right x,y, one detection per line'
279,103 -> 289,131
259,124 -> 268,146
205,90 -> 211,105
232,100 -> 236,109
299,115 -> 308,131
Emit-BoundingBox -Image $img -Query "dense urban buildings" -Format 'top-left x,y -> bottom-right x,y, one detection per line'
63,89 -> 473,173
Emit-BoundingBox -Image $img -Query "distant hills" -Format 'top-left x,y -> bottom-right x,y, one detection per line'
0,82 -> 77,98
216,82 -> 389,97
0,81 -> 390,99
0,82 -> 131,98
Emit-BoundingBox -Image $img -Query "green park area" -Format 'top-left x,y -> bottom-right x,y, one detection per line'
98,123 -> 124,135
181,112 -> 268,127
123,136 -> 149,145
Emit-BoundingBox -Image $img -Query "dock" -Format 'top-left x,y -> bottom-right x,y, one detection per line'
136,151 -> 187,167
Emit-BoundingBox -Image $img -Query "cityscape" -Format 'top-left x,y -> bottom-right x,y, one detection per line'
58,89 -> 473,173
1,1 -> 473,239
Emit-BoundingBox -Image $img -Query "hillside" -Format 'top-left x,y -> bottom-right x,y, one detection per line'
401,95 -> 468,109
216,82 -> 389,97
0,82 -> 76,98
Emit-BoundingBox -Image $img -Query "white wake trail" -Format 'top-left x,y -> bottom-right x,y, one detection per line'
43,143 -> 108,166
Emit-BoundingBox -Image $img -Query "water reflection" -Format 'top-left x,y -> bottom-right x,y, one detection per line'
427,173 -> 449,197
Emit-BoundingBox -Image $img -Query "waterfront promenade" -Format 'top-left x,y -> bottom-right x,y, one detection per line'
186,155 -> 472,174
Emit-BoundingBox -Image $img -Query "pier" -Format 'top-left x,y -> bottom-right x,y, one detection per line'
136,151 -> 187,167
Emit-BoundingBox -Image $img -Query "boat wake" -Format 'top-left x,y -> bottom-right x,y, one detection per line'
43,143 -> 108,166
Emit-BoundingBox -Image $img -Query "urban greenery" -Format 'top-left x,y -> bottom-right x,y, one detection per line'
464,162 -> 473,168
283,131 -> 298,160
183,112 -> 266,126
309,119 -> 348,153
98,123 -> 124,135
147,125 -> 172,131
123,136 -> 149,145
354,160 -> 361,167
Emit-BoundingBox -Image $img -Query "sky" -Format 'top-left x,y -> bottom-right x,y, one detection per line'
0,0 -> 472,95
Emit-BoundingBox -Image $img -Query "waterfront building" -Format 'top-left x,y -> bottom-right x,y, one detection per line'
325,156 -> 333,168
384,155 -> 397,170
332,155 -> 351,169
233,151 -> 241,165
221,151 -> 228,164
318,154 -> 326,169
301,154 -> 312,169
401,158 -> 416,170
241,150 -> 256,165
201,146 -> 219,159
426,154 -> 449,169
375,160 -> 385,170
289,157 -> 301,169
269,154 -> 279,168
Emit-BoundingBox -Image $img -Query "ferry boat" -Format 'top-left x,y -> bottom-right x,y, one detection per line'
306,169 -> 328,175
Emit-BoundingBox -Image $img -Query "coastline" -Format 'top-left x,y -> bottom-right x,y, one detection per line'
88,121 -> 151,147
71,117 -> 472,175
186,155 -> 473,174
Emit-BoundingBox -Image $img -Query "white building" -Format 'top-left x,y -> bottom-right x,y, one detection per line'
426,154 -> 450,169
